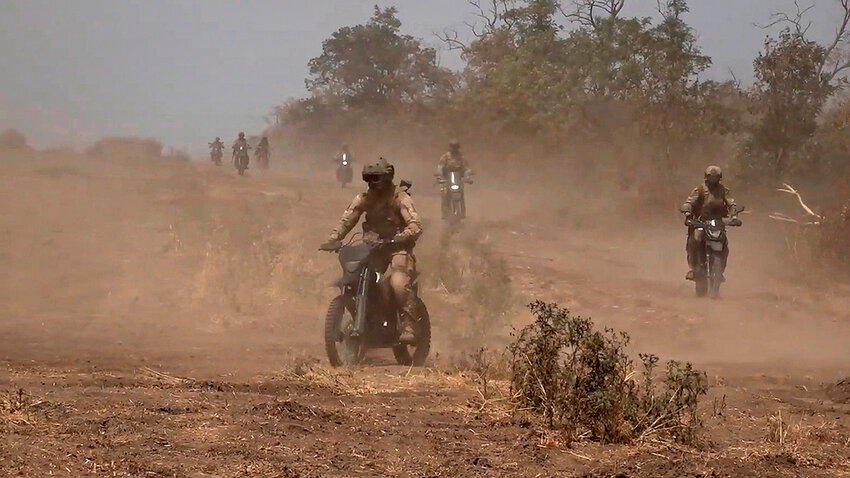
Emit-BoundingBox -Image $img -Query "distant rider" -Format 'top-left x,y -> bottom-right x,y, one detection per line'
208,137 -> 224,163
681,165 -> 737,281
232,132 -> 251,167
436,140 -> 472,219
334,144 -> 353,166
209,137 -> 224,153
257,136 -> 270,156
320,158 -> 422,341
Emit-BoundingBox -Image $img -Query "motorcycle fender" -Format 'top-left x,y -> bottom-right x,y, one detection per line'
707,240 -> 724,252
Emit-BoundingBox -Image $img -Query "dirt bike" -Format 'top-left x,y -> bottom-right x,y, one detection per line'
438,170 -> 472,224
256,147 -> 269,170
336,154 -> 353,188
323,239 -> 431,367
686,206 -> 743,298
233,144 -> 250,175
209,148 -> 223,166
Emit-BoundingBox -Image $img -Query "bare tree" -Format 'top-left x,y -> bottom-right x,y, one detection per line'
437,0 -> 512,52
561,0 -> 625,28
762,0 -> 850,83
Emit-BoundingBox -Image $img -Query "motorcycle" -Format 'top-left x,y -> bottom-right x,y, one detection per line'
323,239 -> 431,366
256,146 -> 269,170
233,144 -> 250,175
438,170 -> 472,224
686,206 -> 744,298
209,146 -> 223,166
336,154 -> 353,188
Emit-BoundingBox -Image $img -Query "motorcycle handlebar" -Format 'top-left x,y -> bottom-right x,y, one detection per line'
686,217 -> 742,228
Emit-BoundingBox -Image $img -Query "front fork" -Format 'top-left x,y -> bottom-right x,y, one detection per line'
353,267 -> 373,337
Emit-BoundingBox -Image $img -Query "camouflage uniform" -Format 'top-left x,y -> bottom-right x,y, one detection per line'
327,185 -> 423,309
437,150 -> 470,218
682,183 -> 736,274
232,137 -> 250,152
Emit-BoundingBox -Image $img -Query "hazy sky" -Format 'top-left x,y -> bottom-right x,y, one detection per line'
0,0 -> 841,153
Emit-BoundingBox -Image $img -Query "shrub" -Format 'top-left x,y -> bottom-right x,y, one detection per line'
509,301 -> 707,445
0,129 -> 30,151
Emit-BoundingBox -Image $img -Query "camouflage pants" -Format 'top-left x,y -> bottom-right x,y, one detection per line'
380,250 -> 416,309
686,228 -> 729,273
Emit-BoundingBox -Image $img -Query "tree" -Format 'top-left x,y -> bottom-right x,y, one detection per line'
743,29 -> 832,180
305,6 -> 451,113
741,0 -> 850,181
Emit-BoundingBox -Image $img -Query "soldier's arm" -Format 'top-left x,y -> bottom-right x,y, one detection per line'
724,187 -> 737,216
681,187 -> 702,215
395,192 -> 423,244
436,154 -> 448,176
328,194 -> 365,242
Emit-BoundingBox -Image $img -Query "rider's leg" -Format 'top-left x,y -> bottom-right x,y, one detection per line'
389,252 -> 417,340
720,239 -> 730,281
685,227 -> 700,280
441,188 -> 450,219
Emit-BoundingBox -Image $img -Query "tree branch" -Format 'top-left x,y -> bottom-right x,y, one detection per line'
561,0 -> 624,28
821,0 -> 850,82
437,28 -> 469,51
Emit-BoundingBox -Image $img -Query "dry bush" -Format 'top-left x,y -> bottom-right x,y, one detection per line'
86,136 -> 163,158
421,227 -> 513,343
509,301 -> 708,445
194,216 -> 323,315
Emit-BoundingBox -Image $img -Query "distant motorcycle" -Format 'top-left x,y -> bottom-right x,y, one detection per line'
438,170 -> 472,224
233,144 -> 250,175
210,149 -> 223,166
256,146 -> 269,170
336,153 -> 353,187
323,239 -> 431,366
686,205 -> 744,298
208,143 -> 224,166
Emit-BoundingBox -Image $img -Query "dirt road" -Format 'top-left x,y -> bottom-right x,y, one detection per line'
1,150 -> 849,476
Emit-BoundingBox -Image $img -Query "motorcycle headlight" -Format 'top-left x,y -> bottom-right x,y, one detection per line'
450,184 -> 460,190
342,161 -> 348,165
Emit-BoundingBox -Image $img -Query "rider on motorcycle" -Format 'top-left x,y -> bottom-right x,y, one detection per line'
681,165 -> 737,282
334,144 -> 353,165
437,140 -> 472,219
209,137 -> 224,153
257,136 -> 270,154
208,137 -> 224,164
232,132 -> 251,167
320,157 -> 423,340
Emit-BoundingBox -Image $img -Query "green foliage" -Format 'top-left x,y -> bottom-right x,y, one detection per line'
306,6 -> 452,114
740,28 -> 833,180
509,301 -> 707,444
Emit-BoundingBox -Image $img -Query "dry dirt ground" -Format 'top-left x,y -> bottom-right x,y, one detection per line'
1,150 -> 850,477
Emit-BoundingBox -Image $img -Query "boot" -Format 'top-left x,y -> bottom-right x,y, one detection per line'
398,300 -> 419,343
685,269 -> 695,281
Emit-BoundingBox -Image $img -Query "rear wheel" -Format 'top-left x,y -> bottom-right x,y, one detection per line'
324,295 -> 364,366
392,297 -> 431,366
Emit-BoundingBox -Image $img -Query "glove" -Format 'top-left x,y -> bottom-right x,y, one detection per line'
319,239 -> 342,252
683,212 -> 693,226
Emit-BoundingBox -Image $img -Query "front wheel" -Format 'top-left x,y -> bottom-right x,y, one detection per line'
392,297 -> 431,366
708,253 -> 723,299
694,266 -> 708,297
324,295 -> 365,366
